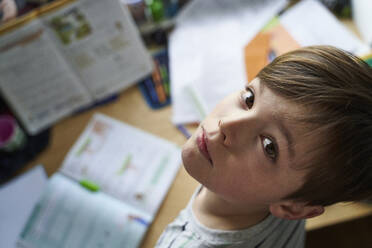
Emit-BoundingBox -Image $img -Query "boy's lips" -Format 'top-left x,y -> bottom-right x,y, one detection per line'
196,127 -> 213,165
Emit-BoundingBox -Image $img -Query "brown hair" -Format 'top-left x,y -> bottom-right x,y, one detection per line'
257,45 -> 372,206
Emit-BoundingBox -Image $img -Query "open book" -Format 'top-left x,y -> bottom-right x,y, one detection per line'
0,0 -> 153,135
17,114 -> 181,248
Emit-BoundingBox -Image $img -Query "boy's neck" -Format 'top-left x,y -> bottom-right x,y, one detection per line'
192,187 -> 270,230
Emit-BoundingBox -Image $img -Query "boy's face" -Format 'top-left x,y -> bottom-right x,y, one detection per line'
182,78 -> 316,209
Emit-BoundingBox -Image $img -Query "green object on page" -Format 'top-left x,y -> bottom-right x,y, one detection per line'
80,179 -> 100,192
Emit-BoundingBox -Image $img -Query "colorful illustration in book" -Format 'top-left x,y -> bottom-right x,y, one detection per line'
49,7 -> 92,45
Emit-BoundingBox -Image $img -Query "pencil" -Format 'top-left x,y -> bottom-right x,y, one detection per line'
152,61 -> 167,103
159,63 -> 170,96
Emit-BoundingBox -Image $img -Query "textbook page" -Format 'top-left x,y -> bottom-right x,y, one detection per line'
41,0 -> 153,100
60,113 -> 181,217
17,174 -> 150,248
0,18 -> 92,135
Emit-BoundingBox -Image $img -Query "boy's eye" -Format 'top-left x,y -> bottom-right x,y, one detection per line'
242,87 -> 255,109
262,136 -> 278,161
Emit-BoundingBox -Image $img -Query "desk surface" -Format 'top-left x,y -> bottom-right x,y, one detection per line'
22,84 -> 372,248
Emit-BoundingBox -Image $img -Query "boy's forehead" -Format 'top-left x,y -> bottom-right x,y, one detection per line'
251,78 -> 305,119
251,78 -> 318,166
279,113 -> 320,170
247,77 -> 261,88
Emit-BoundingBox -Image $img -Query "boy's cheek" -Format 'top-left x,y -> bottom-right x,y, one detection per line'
181,143 -> 200,180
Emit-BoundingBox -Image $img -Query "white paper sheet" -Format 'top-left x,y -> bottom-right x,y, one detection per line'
351,0 -> 372,47
0,166 -> 47,248
280,0 -> 370,56
170,0 -> 288,124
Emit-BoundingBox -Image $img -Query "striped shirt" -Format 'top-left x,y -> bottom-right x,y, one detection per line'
156,187 -> 305,248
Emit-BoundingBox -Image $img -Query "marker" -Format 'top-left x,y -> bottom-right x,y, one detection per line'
80,179 -> 100,192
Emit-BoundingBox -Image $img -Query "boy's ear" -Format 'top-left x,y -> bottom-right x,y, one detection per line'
269,200 -> 324,220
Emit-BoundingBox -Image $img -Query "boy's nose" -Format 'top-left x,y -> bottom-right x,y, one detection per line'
218,113 -> 255,147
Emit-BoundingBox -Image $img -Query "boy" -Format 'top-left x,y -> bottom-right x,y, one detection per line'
155,46 -> 372,247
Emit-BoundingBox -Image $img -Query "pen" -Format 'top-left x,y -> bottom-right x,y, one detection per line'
176,124 -> 191,139
129,215 -> 149,226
